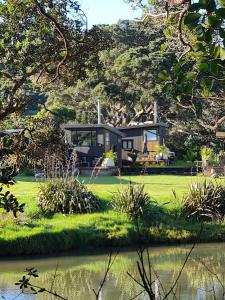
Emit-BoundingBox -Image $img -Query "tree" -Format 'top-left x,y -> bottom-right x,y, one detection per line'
0,0 -> 110,121
127,0 -> 225,132
46,19 -> 177,126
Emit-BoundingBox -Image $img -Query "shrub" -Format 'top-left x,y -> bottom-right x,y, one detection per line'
112,182 -> 151,220
38,178 -> 101,214
19,166 -> 34,177
104,150 -> 116,161
183,149 -> 198,163
182,180 -> 225,221
155,145 -> 170,157
201,146 -> 219,166
127,150 -> 138,164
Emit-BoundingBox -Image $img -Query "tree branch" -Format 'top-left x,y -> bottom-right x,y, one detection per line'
33,0 -> 69,83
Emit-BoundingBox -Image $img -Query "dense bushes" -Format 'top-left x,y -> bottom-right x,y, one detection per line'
112,182 -> 151,220
182,180 -> 225,221
38,178 -> 101,214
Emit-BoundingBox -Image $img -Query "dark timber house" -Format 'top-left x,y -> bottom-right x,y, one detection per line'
119,123 -> 169,162
61,124 -> 124,167
62,122 -> 168,168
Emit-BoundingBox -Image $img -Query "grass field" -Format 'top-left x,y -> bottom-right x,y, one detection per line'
1,175 -> 225,256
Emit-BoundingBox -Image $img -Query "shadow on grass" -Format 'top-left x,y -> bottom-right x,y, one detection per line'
1,209 -> 225,256
16,175 -> 134,185
83,176 -> 133,185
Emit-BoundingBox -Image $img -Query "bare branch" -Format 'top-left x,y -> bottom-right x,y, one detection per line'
93,252 -> 118,300
33,0 -> 69,83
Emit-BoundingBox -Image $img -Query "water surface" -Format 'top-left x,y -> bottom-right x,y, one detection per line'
0,243 -> 225,299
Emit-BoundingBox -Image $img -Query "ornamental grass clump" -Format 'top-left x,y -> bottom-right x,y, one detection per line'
38,178 -> 101,214
112,182 -> 151,220
182,180 -> 225,221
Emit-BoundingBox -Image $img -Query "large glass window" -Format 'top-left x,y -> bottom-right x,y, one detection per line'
71,130 -> 97,146
146,130 -> 157,141
122,139 -> 133,149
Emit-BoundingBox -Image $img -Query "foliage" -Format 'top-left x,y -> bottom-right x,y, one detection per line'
112,182 -> 151,220
19,166 -> 35,177
127,0 -> 225,134
201,146 -> 220,165
0,188 -> 25,218
104,150 -> 117,161
15,267 -> 65,299
183,148 -> 198,162
0,136 -> 25,217
127,149 -> 138,164
0,0 -> 109,121
23,115 -> 66,165
45,19 -> 176,126
201,146 -> 214,161
155,145 -> 170,157
38,178 -> 101,214
182,180 -> 225,221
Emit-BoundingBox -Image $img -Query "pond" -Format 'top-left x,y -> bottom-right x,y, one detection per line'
0,243 -> 225,299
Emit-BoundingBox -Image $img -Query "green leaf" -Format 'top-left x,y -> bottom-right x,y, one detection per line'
200,78 -> 213,89
203,30 -> 212,43
173,62 -> 181,76
193,42 -> 205,52
197,62 -> 208,72
199,0 -> 216,12
214,46 -> 221,59
160,43 -> 168,51
220,47 -> 225,61
209,60 -> 218,76
164,28 -> 171,38
218,0 -> 225,7
186,72 -> 197,80
216,8 -> 225,18
184,13 -> 201,25
189,3 -> 202,11
158,70 -> 171,81
206,16 -> 222,29
176,95 -> 183,102
219,28 -> 225,39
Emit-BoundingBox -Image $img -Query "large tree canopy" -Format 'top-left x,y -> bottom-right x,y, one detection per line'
0,0 -> 109,121
127,0 -> 225,132
44,19 -> 177,126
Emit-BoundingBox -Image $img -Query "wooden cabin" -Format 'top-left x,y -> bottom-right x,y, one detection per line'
118,123 -> 169,163
61,124 -> 124,167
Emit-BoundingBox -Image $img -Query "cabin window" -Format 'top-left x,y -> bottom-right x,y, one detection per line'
71,130 -> 97,146
122,139 -> 133,150
105,132 -> 110,146
145,130 -> 157,141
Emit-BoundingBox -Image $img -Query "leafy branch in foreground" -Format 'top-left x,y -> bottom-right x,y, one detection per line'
15,267 -> 66,300
0,189 -> 25,218
0,136 -> 25,218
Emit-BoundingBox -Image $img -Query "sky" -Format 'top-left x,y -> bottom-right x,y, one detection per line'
81,0 -> 143,28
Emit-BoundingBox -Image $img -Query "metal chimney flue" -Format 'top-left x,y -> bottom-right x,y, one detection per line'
153,101 -> 158,124
97,100 -> 101,124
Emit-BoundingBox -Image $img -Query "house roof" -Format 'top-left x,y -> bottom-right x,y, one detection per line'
118,122 -> 169,130
61,124 -> 124,137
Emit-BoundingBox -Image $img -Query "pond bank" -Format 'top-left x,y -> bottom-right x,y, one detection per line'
1,175 -> 225,256
1,215 -> 225,256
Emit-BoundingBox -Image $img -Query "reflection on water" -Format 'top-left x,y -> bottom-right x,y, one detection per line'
0,243 -> 225,299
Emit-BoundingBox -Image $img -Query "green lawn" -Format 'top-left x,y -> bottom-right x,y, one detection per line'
1,175 -> 225,256
12,174 -> 199,210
